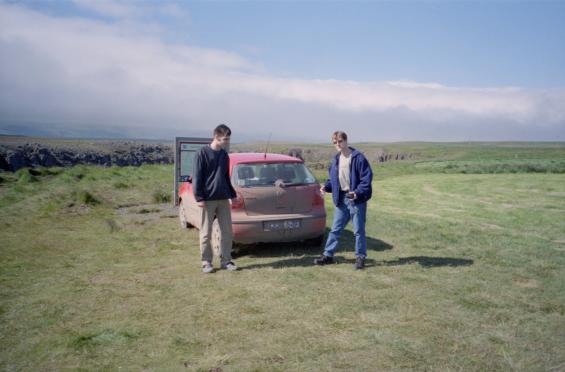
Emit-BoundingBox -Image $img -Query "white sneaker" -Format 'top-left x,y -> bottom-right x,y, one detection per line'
202,262 -> 214,273
221,261 -> 238,271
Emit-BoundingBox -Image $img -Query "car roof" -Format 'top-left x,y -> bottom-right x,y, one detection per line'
229,152 -> 303,165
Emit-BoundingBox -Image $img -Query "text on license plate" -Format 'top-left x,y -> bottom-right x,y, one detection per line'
263,219 -> 301,231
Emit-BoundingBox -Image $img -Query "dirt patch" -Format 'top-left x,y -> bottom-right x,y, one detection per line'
480,223 -> 504,230
514,279 -> 540,289
441,207 -> 466,213
384,206 -> 443,219
116,203 -> 178,224
515,189 -> 541,193
422,185 -> 460,198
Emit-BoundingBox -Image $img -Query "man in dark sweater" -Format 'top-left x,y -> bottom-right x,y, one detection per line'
193,124 -> 237,273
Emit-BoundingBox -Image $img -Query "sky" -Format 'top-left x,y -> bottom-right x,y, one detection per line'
1,0 -> 564,142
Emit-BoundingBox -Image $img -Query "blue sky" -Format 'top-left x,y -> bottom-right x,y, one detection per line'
184,1 -> 565,88
1,0 -> 564,141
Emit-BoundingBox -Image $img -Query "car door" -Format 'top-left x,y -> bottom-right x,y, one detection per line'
175,137 -> 211,227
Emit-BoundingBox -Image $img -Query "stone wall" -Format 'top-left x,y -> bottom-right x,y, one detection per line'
0,142 -> 173,171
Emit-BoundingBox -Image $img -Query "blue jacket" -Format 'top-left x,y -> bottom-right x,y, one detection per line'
323,147 -> 373,206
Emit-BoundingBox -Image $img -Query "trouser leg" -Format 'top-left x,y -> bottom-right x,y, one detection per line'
323,200 -> 350,257
215,199 -> 233,265
351,200 -> 367,257
199,201 -> 217,264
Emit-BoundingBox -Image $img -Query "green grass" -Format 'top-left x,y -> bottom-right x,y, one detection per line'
1,145 -> 564,371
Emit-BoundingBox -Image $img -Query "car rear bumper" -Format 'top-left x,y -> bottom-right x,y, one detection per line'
231,213 -> 326,244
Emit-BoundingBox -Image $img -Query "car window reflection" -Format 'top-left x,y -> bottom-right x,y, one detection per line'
233,163 -> 316,187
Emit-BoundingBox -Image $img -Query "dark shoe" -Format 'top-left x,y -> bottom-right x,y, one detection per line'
314,254 -> 335,265
354,256 -> 365,270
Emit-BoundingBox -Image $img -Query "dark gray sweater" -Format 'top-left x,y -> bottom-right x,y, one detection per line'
193,146 -> 236,202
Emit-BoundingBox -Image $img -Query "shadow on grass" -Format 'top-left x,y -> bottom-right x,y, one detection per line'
235,228 -> 393,270
377,256 -> 474,268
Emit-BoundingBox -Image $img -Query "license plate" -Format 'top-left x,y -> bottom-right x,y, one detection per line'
263,219 -> 301,231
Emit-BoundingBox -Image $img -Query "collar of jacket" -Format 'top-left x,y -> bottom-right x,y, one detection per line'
333,147 -> 360,163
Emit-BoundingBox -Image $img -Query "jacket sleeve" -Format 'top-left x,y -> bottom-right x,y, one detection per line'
323,164 -> 332,193
192,150 -> 205,202
225,154 -> 237,199
353,157 -> 373,200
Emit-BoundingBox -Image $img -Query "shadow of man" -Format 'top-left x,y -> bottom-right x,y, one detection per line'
235,228 -> 393,270
378,256 -> 474,268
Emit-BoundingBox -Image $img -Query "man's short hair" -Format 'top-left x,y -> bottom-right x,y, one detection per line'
332,131 -> 348,142
214,124 -> 231,137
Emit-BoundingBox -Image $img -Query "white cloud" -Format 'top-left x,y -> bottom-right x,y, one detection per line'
0,2 -> 564,141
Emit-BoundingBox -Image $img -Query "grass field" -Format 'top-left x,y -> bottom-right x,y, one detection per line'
1,143 -> 564,371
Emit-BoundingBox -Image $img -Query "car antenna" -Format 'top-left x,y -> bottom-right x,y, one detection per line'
264,132 -> 272,159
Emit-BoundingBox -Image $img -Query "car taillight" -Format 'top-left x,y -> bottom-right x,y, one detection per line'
312,188 -> 324,206
231,192 -> 245,209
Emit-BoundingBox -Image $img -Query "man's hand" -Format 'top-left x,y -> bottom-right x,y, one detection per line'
347,191 -> 357,200
197,201 -> 205,208
319,186 -> 326,194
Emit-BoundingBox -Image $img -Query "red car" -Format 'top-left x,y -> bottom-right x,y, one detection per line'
178,152 -> 326,249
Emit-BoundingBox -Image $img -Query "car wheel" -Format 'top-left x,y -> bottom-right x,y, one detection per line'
178,200 -> 193,229
307,234 -> 325,247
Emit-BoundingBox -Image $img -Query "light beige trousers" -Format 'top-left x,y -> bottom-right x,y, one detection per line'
199,199 -> 233,265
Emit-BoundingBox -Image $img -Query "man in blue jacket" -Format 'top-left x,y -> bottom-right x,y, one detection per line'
314,131 -> 373,270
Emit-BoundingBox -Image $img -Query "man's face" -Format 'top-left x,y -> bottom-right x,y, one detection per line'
332,137 -> 347,151
215,135 -> 231,150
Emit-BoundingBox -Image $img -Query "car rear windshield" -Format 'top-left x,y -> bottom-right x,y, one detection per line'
233,162 -> 317,187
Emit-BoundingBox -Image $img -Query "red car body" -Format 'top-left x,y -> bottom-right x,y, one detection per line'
178,152 -> 326,246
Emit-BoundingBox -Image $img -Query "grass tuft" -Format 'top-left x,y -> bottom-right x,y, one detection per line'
113,181 -> 129,189
137,207 -> 161,214
15,168 -> 39,183
105,218 -> 120,232
70,329 -> 139,350
152,189 -> 171,203
72,190 -> 100,205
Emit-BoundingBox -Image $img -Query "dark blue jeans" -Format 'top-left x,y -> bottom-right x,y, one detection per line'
323,194 -> 367,258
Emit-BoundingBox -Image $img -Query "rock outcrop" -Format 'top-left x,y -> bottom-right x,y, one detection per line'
0,142 -> 173,171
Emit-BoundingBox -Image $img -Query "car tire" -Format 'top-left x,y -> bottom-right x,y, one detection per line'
307,234 -> 325,247
179,200 -> 193,229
